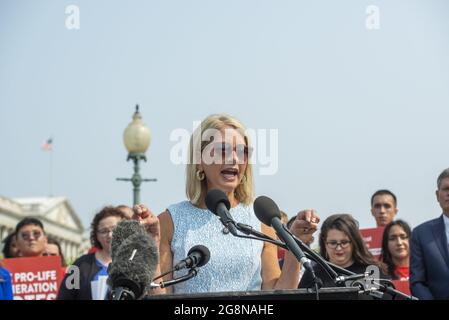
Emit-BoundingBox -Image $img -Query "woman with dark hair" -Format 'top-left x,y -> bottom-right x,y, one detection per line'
2,232 -> 20,258
57,206 -> 127,300
299,214 -> 388,289
45,236 -> 68,283
45,236 -> 67,267
380,220 -> 411,280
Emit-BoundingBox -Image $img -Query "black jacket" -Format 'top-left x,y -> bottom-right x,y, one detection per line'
57,253 -> 102,300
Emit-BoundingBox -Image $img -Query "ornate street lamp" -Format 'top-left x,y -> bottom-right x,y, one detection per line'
117,105 -> 157,205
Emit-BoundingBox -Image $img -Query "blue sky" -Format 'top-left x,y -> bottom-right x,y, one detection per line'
1,0 -> 449,233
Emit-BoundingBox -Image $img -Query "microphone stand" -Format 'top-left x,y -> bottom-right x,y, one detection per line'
236,222 -> 343,277
288,229 -> 417,300
367,279 -> 418,300
231,222 -> 325,299
110,287 -> 137,300
150,267 -> 199,289
286,228 -> 347,280
232,222 -> 417,300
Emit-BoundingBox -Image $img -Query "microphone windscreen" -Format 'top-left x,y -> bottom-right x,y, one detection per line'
188,245 -> 211,268
253,196 -> 281,226
108,220 -> 159,299
110,219 -> 143,257
205,189 -> 231,214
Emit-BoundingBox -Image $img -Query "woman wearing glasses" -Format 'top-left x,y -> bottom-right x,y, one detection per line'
135,113 -> 321,294
57,206 -> 127,300
380,220 -> 411,280
299,214 -> 388,289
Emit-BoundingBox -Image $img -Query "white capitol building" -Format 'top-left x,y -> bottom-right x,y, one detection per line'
0,195 -> 88,261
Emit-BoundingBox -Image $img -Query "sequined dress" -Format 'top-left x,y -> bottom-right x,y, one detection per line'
168,200 -> 263,293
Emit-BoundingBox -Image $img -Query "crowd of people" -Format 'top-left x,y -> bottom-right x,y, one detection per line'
1,113 -> 449,300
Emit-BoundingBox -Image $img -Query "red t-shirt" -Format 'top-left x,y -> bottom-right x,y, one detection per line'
88,246 -> 99,254
395,266 -> 409,280
277,247 -> 286,260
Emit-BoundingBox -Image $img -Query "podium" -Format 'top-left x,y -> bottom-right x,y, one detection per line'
145,287 -> 360,300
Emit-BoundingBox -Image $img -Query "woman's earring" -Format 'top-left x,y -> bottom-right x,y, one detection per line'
196,170 -> 205,181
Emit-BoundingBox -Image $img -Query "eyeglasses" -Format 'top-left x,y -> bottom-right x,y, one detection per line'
97,227 -> 117,236
206,142 -> 252,164
326,240 -> 351,249
19,230 -> 43,241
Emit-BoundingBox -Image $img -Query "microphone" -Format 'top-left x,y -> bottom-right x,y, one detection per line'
107,220 -> 159,300
335,272 -> 371,285
151,245 -> 211,289
253,196 -> 315,275
150,268 -> 199,289
173,245 -> 210,271
205,189 -> 238,235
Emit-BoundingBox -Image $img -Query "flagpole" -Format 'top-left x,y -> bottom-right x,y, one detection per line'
49,148 -> 53,197
42,137 -> 54,197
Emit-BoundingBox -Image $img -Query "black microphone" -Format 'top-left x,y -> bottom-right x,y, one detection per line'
253,196 -> 314,274
150,245 -> 211,289
205,189 -> 238,235
335,272 -> 371,285
173,245 -> 210,271
107,220 -> 159,300
150,268 -> 200,289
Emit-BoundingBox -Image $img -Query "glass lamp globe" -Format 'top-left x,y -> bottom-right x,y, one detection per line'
123,105 -> 151,154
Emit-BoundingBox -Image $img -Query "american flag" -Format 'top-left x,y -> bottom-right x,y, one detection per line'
41,138 -> 53,151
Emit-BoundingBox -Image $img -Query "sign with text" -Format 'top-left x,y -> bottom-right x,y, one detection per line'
3,256 -> 63,300
359,227 -> 385,259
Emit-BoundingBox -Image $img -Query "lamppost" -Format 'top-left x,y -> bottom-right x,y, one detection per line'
117,105 -> 157,205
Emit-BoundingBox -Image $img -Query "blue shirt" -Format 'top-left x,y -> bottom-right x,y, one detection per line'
92,258 -> 108,281
0,267 -> 13,300
90,258 -> 109,300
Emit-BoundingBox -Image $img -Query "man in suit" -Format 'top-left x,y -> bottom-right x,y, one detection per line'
410,168 -> 449,299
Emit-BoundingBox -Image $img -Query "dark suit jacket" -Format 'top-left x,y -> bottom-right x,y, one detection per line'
57,253 -> 102,300
410,215 -> 449,299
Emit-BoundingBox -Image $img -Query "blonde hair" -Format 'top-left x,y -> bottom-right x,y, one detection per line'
280,210 -> 289,225
186,114 -> 254,205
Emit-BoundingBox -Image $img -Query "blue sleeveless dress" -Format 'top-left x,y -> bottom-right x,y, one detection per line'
167,201 -> 263,294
